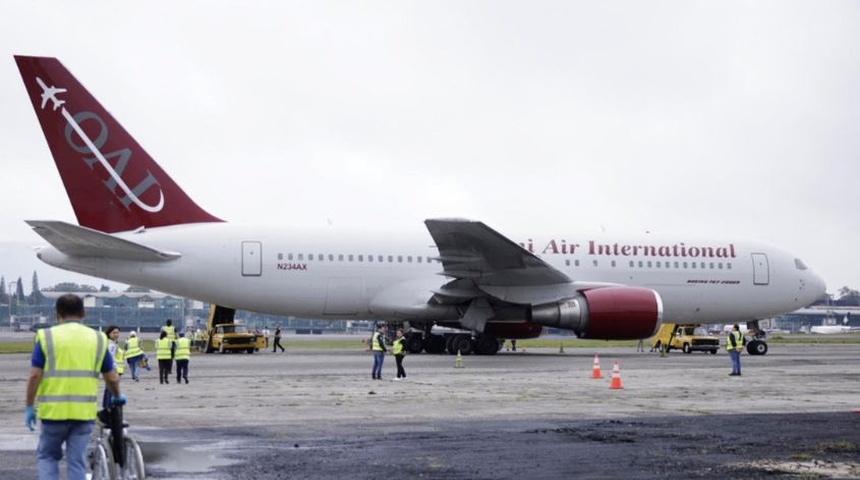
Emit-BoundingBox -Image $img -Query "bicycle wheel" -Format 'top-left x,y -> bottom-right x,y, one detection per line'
91,438 -> 117,480
122,435 -> 146,480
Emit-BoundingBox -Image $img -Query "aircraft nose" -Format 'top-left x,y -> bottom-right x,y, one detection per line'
806,271 -> 827,304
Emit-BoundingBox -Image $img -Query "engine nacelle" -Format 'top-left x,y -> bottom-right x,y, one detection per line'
528,286 -> 663,340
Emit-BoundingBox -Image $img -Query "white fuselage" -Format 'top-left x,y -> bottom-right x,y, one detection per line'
35,222 -> 826,324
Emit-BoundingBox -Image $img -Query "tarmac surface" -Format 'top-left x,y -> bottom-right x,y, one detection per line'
0,334 -> 858,479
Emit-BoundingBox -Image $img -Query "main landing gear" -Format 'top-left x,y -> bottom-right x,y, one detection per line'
745,320 -> 768,355
402,327 -> 502,355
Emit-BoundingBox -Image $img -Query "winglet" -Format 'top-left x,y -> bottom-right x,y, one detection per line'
15,55 -> 223,233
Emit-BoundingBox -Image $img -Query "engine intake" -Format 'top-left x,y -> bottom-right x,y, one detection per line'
528,286 -> 663,340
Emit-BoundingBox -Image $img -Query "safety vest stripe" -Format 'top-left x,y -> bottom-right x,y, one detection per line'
37,395 -> 98,403
42,370 -> 99,378
43,328 -> 56,373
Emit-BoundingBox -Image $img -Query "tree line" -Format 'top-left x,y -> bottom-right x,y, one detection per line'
0,272 -> 151,306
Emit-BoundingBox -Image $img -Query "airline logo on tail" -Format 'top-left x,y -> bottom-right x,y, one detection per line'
34,76 -> 164,213
15,55 -> 222,233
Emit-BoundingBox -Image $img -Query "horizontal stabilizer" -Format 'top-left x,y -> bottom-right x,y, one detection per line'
26,220 -> 181,262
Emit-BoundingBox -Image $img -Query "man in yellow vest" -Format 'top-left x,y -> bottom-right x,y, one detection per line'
124,331 -> 145,381
174,331 -> 192,384
161,319 -> 177,375
371,324 -> 388,380
156,331 -> 174,384
25,294 -> 125,480
726,324 -> 745,376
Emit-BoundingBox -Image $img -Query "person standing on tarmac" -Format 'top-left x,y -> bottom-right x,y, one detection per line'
25,294 -> 126,480
124,331 -> 145,381
262,326 -> 270,349
727,324 -> 745,376
156,331 -> 174,384
392,328 -> 407,380
161,319 -> 177,375
371,325 -> 388,380
174,331 -> 191,384
272,326 -> 285,353
101,326 -> 124,409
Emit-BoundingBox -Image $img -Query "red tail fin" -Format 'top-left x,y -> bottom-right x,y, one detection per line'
15,56 -> 222,233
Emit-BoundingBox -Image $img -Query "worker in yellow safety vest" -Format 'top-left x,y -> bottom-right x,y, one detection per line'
174,331 -> 191,384
161,318 -> 177,340
392,328 -> 407,380
161,319 -> 177,376
25,294 -> 126,480
726,324 -> 745,376
124,331 -> 145,381
155,331 -> 175,384
101,326 -> 126,411
370,324 -> 388,380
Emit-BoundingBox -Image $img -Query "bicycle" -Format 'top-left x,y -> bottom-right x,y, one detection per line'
88,402 -> 145,480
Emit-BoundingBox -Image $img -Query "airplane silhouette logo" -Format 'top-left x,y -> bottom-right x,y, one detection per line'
36,77 -> 67,111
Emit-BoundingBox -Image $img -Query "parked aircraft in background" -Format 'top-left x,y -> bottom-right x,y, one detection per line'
810,314 -> 856,334
14,56 -> 826,355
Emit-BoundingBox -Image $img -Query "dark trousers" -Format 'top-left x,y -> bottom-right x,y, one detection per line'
176,359 -> 189,383
395,354 -> 406,378
158,359 -> 172,383
273,337 -> 284,352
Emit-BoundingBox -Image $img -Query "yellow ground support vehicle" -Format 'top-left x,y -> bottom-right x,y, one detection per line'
203,305 -> 264,354
651,323 -> 720,354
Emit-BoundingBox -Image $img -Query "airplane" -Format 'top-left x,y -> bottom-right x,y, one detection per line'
35,76 -> 66,111
810,314 -> 857,334
13,55 -> 827,356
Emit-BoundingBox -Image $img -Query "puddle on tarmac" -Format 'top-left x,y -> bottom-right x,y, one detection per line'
141,440 -> 241,474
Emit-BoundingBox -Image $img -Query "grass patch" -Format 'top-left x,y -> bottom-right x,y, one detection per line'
0,341 -> 35,353
767,335 -> 860,344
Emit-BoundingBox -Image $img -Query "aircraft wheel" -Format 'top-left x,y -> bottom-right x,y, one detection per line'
451,334 -> 474,355
445,335 -> 457,354
406,334 -> 424,354
683,343 -> 692,354
474,335 -> 500,355
424,335 -> 446,354
710,349 -> 718,354
747,340 -> 768,356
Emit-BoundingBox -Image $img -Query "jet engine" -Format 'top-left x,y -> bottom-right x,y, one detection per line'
528,286 -> 663,339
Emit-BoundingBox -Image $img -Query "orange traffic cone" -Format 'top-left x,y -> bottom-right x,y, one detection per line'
609,361 -> 623,390
590,353 -> 604,379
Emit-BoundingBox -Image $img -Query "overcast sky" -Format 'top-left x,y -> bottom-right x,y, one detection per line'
0,1 -> 858,295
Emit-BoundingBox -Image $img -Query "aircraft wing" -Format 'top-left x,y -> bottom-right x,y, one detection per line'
26,220 -> 181,262
425,219 -> 578,305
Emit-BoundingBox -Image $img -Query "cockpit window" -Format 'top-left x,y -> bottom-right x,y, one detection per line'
794,258 -> 808,270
